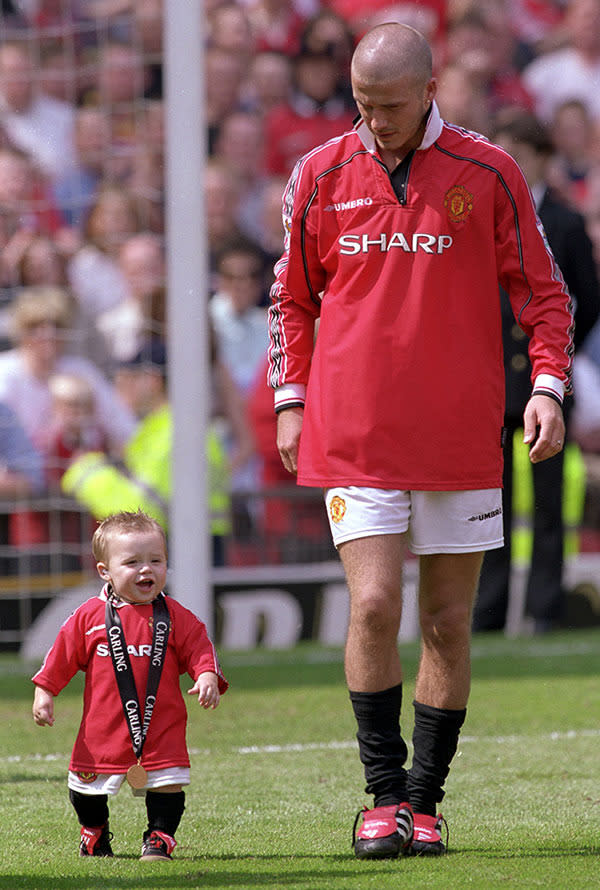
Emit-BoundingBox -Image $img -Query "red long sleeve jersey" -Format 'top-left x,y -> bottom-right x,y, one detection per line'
32,589 -> 228,774
267,103 -> 574,490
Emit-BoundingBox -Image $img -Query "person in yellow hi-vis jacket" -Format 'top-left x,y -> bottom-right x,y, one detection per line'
62,341 -> 231,565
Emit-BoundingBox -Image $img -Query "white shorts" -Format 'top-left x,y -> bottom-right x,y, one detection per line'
68,766 -> 190,797
325,487 -> 504,554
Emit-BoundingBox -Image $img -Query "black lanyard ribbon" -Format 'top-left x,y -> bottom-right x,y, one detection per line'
105,592 -> 171,761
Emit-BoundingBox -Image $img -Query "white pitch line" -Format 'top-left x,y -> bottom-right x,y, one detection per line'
233,728 -> 600,756
4,728 -> 600,765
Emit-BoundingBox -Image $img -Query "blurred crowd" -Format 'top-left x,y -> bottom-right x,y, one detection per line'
1,0 -> 600,572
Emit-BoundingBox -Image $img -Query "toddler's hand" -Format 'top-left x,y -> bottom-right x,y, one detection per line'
188,672 -> 220,709
32,687 -> 55,726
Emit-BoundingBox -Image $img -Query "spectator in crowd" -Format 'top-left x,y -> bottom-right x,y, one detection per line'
548,99 -> 599,211
205,158 -> 244,291
80,40 -> 149,181
522,0 -> 600,124
571,317 -> 600,452
243,50 -> 293,116
209,237 -> 269,543
46,372 -> 109,478
247,0 -> 309,56
506,0 -> 566,58
0,230 -> 70,347
205,47 -> 246,153
326,0 -> 446,52
0,399 -> 45,576
0,399 -> 44,499
209,238 -> 269,396
208,2 -> 256,73
0,40 -> 76,180
435,61 -> 491,134
62,339 -> 232,566
96,231 -> 165,365
67,183 -> 141,321
444,5 -> 534,118
10,371 -> 109,562
213,110 -> 269,248
132,0 -> 164,99
52,107 -> 110,229
254,174 -> 288,290
0,285 -> 135,456
264,45 -> 355,177
300,10 -> 356,85
0,145 -> 66,288
473,110 -> 600,634
38,40 -> 79,105
16,234 -> 69,289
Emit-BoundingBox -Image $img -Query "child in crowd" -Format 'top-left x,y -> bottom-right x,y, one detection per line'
47,373 -> 108,479
32,510 -> 228,861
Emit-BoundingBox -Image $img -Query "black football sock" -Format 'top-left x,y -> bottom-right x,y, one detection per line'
407,700 -> 466,816
145,790 -> 186,838
69,789 -> 109,827
349,683 -> 409,807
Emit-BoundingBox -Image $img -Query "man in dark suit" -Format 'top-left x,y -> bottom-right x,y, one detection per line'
473,111 -> 600,633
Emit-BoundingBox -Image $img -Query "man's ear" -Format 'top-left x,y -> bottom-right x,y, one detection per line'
97,562 -> 111,581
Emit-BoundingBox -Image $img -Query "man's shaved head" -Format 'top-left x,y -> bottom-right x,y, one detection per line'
351,23 -> 432,88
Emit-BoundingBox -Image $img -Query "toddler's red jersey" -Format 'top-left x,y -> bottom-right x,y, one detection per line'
32,589 -> 228,774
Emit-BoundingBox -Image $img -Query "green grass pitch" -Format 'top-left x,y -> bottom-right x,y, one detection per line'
1,630 -> 599,889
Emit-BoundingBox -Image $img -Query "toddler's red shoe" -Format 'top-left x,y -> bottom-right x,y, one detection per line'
140,829 -> 177,861
79,823 -> 114,857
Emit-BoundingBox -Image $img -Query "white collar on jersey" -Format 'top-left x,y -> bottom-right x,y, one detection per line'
355,99 -> 443,154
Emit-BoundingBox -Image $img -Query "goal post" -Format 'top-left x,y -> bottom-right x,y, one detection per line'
164,2 -> 213,632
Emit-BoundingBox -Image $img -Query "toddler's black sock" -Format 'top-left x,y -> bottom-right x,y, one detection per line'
69,789 -> 109,827
145,790 -> 186,837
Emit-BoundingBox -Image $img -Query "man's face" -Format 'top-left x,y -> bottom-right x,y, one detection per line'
352,73 -> 436,157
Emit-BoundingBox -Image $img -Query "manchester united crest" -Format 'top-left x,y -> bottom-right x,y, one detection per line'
444,185 -> 473,222
77,771 -> 98,783
329,495 -> 347,524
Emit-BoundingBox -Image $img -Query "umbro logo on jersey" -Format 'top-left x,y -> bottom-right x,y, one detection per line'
467,508 -> 502,522
325,197 -> 373,211
339,232 -> 453,255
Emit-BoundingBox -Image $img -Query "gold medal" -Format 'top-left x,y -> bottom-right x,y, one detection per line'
126,761 -> 148,789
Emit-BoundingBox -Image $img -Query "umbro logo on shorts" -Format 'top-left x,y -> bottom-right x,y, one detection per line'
467,508 -> 502,522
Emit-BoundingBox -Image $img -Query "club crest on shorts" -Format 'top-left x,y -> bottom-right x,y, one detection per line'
444,185 -> 473,222
77,771 -> 98,783
329,495 -> 347,523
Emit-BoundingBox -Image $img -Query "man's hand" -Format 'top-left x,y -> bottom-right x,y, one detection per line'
276,407 -> 304,474
523,394 -> 566,463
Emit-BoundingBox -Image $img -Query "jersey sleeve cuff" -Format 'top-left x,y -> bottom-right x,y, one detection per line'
274,383 -> 306,413
532,374 -> 564,405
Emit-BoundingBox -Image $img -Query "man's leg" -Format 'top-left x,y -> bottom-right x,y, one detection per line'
340,533 -> 414,859
408,551 -> 483,853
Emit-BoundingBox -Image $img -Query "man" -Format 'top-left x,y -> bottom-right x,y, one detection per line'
473,110 -> 600,634
267,23 -> 573,859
